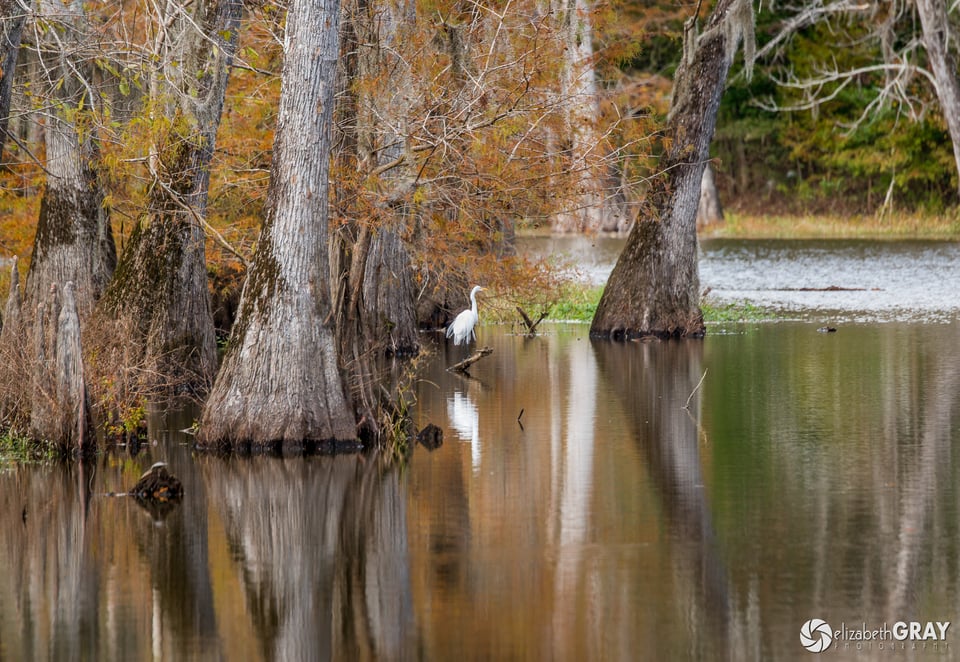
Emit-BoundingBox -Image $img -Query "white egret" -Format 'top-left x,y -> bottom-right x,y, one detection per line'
446,285 -> 486,345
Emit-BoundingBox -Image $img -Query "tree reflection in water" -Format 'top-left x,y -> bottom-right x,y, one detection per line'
593,338 -> 732,659
201,453 -> 414,660
2,323 -> 960,660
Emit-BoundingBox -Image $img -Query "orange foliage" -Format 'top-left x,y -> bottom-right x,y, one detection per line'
0,0 -> 664,310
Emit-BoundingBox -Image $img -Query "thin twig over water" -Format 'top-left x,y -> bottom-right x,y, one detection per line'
683,369 -> 708,410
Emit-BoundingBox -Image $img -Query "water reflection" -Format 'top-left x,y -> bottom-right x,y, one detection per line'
593,339 -> 730,660
549,335 -> 597,653
201,453 -> 414,660
701,323 -> 960,659
0,462 -> 97,661
0,411 -> 413,661
410,323 -> 960,660
2,322 -> 960,660
887,360 -> 959,620
141,407 -> 218,660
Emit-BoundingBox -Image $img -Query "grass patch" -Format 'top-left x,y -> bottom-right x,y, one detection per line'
506,282 -> 775,326
702,299 -> 775,323
0,430 -> 57,467
547,284 -> 603,321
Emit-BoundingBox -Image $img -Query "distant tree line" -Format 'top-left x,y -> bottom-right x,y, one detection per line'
624,1 -> 960,215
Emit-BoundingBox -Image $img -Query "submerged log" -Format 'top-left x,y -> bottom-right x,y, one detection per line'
448,346 -> 493,373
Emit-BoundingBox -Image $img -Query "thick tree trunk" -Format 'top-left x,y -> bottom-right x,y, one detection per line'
326,0 -> 421,440
29,282 -> 90,450
99,0 -> 242,394
25,0 -> 116,320
0,0 -> 27,157
198,0 -> 356,450
590,0 -> 752,339
337,0 -> 420,360
914,0 -> 960,199
362,230 -> 420,357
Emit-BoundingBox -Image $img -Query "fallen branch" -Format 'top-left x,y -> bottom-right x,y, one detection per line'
516,306 -> 546,336
448,346 -> 493,373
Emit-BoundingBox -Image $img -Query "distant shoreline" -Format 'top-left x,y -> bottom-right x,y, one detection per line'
702,212 -> 960,240
517,211 -> 960,240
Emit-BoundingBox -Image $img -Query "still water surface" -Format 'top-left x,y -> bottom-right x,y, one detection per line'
1,240 -> 959,661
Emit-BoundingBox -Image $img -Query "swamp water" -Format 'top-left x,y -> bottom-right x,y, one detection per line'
1,240 -> 959,661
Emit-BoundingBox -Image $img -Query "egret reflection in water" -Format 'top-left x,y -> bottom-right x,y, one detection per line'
447,390 -> 481,471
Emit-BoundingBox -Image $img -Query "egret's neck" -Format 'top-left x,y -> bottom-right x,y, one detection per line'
470,290 -> 478,315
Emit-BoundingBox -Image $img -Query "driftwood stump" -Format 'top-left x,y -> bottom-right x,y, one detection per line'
516,306 -> 546,336
131,462 -> 184,502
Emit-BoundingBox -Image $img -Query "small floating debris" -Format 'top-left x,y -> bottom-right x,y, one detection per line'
817,326 -> 838,333
795,285 -> 873,292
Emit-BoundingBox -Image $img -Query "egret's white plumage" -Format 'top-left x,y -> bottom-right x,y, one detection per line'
446,285 -> 486,345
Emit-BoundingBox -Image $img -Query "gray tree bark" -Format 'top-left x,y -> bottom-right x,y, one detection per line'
590,0 -> 753,339
25,0 -> 116,320
100,0 -> 242,394
696,163 -> 724,230
0,257 -> 20,346
0,257 -> 23,424
551,0 -> 628,233
354,0 -> 420,359
914,0 -> 960,199
30,282 -> 89,450
199,0 -> 356,450
361,229 -> 420,357
0,0 -> 27,157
